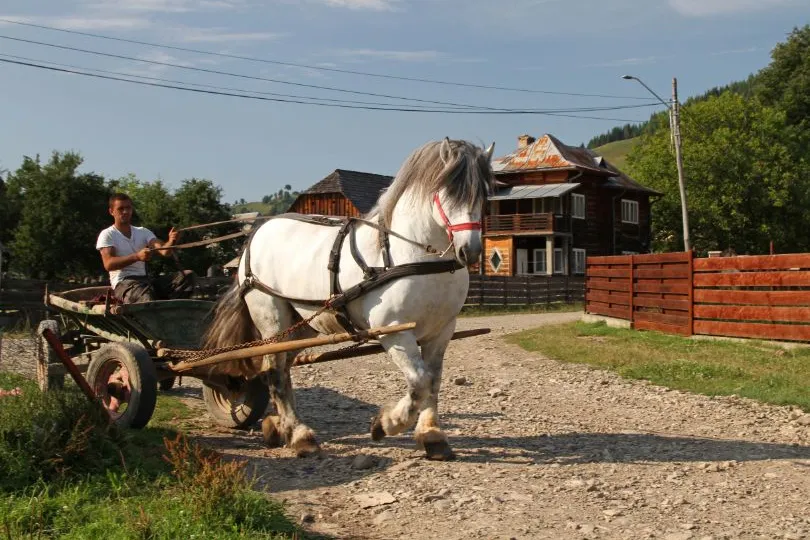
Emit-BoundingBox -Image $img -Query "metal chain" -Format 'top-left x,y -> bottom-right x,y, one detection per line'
166,299 -> 337,363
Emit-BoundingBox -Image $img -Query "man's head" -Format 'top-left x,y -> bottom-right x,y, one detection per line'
109,193 -> 134,227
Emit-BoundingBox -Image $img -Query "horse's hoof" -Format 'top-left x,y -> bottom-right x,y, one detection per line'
291,425 -> 321,458
370,414 -> 386,441
261,416 -> 283,448
423,440 -> 456,461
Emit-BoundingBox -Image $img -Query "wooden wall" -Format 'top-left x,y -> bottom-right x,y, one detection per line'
289,193 -> 361,217
483,237 -> 513,276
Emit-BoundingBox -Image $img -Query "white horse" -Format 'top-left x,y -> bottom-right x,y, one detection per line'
202,138 -> 494,460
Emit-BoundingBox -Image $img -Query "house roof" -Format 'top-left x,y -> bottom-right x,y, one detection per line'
492,134 -> 660,195
299,169 -> 394,214
489,183 -> 580,201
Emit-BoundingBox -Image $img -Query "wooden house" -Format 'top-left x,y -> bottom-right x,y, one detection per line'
481,134 -> 660,277
287,169 -> 393,217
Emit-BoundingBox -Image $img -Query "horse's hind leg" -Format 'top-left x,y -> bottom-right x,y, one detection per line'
413,322 -> 455,461
245,293 -> 320,457
260,356 -> 319,457
370,332 -> 431,440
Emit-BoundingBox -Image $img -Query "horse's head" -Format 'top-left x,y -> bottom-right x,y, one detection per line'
430,139 -> 494,267
371,138 -> 495,267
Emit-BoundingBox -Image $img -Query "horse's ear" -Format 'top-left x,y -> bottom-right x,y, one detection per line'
485,142 -> 495,162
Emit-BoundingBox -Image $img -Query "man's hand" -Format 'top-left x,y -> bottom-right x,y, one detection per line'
136,247 -> 152,262
167,227 -> 179,246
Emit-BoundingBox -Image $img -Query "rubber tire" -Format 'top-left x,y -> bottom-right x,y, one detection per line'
158,377 -> 176,391
86,343 -> 157,429
202,377 -> 270,429
36,319 -> 65,392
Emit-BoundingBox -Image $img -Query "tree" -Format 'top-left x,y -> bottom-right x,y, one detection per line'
626,93 -> 810,255
172,178 -> 238,274
755,25 -> 810,129
9,152 -> 111,278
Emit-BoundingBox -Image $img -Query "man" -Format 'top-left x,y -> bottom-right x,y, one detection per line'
96,193 -> 194,303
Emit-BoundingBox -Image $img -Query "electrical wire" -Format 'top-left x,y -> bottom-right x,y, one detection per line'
0,34 -> 663,114
0,56 -> 661,119
0,18 -> 659,101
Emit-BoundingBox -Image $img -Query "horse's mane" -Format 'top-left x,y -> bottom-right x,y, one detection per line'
365,138 -> 494,231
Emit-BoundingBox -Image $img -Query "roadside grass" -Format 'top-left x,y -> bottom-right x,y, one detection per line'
506,321 -> 810,412
460,302 -> 583,318
0,372 -> 304,539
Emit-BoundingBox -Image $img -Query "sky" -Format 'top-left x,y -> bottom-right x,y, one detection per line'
0,0 -> 807,204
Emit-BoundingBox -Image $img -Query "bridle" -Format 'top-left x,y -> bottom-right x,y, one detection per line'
433,193 -> 481,242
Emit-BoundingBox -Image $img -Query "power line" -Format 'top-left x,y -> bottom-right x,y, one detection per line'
0,53 -> 471,110
0,56 -> 660,119
0,52 -> 649,121
0,35 -> 662,114
0,18 -> 659,101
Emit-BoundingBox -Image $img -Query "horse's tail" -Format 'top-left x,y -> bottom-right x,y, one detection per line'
201,280 -> 260,352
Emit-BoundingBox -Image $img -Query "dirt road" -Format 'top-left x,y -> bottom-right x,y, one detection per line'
172,311 -> 810,540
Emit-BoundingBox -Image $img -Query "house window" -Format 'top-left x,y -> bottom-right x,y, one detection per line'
621,199 -> 639,224
573,248 -> 586,274
489,248 -> 503,272
571,193 -> 585,219
553,248 -> 564,274
533,249 -> 546,274
554,197 -> 563,215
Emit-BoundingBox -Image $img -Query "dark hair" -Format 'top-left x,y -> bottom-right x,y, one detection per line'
109,192 -> 132,208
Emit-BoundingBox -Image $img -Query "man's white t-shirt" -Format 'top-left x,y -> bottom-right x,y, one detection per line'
96,225 -> 156,288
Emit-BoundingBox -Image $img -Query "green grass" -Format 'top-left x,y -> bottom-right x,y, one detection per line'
0,372 -> 305,539
593,137 -> 640,171
459,302 -> 583,318
506,321 -> 810,411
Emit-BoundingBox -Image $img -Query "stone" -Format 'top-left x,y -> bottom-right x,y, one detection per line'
489,388 -> 505,398
453,376 -> 467,386
352,454 -> 376,470
795,415 -> 810,426
354,492 -> 397,509
372,510 -> 394,525
300,513 -> 315,524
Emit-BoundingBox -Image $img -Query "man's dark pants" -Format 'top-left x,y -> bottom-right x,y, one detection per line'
113,271 -> 196,303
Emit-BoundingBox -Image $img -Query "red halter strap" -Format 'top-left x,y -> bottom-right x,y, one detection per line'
433,193 -> 481,242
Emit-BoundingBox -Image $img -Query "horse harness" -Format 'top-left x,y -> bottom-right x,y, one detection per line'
237,196 -> 479,335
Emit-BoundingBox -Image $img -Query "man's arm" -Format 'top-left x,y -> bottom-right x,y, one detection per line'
99,246 -> 151,272
148,227 -> 179,257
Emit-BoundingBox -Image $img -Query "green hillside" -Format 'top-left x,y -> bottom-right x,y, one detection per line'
231,201 -> 275,214
594,137 -> 639,171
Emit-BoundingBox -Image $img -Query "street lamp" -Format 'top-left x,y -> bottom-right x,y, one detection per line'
622,74 -> 690,252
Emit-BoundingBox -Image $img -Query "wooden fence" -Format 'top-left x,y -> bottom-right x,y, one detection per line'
465,274 -> 584,307
586,251 -> 810,342
1,273 -> 584,328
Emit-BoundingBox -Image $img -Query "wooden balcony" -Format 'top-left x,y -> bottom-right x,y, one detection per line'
484,213 -> 570,235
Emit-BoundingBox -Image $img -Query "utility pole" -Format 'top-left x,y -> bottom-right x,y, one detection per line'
671,77 -> 690,252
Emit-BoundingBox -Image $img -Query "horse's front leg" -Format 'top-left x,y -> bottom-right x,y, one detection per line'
260,353 -> 320,458
371,331 -> 431,441
413,321 -> 455,461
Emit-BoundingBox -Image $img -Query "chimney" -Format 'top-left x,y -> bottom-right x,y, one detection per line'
517,134 -> 536,149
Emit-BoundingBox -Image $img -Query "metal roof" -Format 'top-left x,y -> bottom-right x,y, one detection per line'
488,183 -> 580,200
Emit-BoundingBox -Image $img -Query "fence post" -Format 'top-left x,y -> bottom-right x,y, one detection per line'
628,255 -> 635,327
687,249 -> 694,336
480,275 -> 484,307
503,275 -> 508,307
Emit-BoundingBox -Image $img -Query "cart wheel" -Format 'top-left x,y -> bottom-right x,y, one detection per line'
203,377 -> 270,429
36,320 -> 65,392
159,377 -> 176,391
86,343 -> 157,429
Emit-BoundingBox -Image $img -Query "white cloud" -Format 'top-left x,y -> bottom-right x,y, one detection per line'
173,27 -> 283,43
321,0 -> 399,11
82,0 -> 246,13
711,47 -> 759,55
50,16 -> 152,30
668,0 -> 792,16
335,48 -> 443,62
